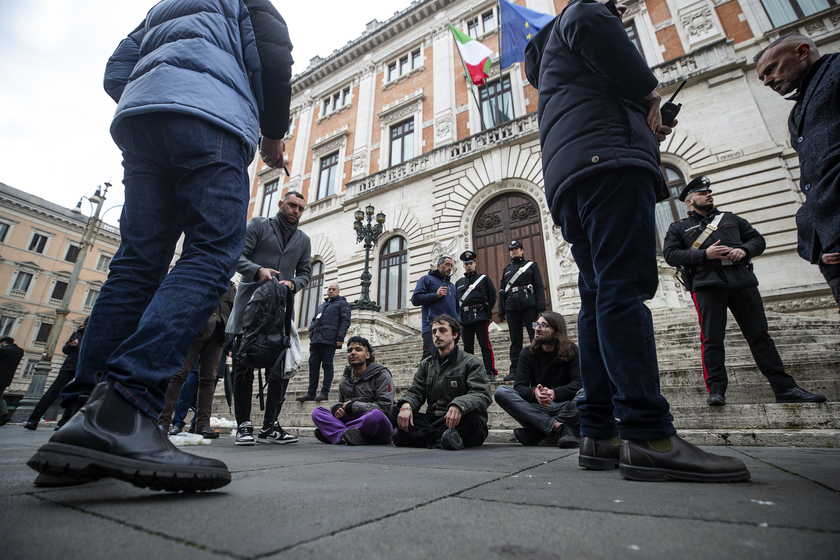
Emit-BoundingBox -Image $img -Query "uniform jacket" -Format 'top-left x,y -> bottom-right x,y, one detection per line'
662,208 -> 765,289
411,269 -> 459,333
499,257 -> 546,317
455,271 -> 497,324
788,53 -> 840,264
398,347 -> 492,426
103,0 -> 293,152
309,296 -> 351,345
227,214 -> 311,334
514,344 -> 582,404
334,362 -> 395,416
0,343 -> 25,388
524,0 -> 665,224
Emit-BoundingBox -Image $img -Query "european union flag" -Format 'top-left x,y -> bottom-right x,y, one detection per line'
499,0 -> 555,69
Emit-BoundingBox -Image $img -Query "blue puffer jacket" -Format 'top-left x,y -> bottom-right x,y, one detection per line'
104,0 -> 293,152
411,269 -> 459,333
309,296 -> 352,346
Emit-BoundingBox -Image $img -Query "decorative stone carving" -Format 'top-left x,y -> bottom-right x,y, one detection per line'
435,115 -> 453,139
711,0 -> 733,6
431,237 -> 460,266
805,21 -> 827,34
352,151 -> 367,175
654,18 -> 673,31
680,6 -> 717,43
311,126 -> 350,157
831,14 -> 840,28
258,167 -> 284,182
379,91 -> 425,126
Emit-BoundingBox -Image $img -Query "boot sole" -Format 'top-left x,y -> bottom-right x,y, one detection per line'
235,439 -> 255,446
256,438 -> 298,444
620,464 -> 751,482
28,442 -> 231,492
579,455 -> 619,470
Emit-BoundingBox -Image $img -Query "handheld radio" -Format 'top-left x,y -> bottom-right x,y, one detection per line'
660,79 -> 687,127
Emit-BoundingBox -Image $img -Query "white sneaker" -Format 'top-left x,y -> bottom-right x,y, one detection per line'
257,421 -> 298,444
235,421 -> 255,446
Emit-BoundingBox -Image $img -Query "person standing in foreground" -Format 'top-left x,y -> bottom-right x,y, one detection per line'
28,0 -> 294,492
525,0 -> 749,481
455,251 -> 497,381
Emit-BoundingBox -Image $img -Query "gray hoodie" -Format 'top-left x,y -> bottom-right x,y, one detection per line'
334,362 -> 395,416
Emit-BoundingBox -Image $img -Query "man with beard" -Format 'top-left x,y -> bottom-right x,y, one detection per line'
663,177 -> 826,407
411,256 -> 459,361
227,191 -> 311,446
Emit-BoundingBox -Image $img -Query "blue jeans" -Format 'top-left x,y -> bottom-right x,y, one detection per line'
62,113 -> 252,419
171,360 -> 201,428
555,169 -> 675,440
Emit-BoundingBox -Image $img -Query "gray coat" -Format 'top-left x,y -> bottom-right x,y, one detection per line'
227,214 -> 311,334
334,362 -> 395,416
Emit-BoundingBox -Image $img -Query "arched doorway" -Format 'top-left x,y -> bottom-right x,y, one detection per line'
473,192 -> 551,319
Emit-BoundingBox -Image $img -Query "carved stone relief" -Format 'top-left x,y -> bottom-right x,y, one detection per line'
680,6 -> 718,43
352,151 -> 368,175
806,20 -> 827,34
431,237 -> 460,266
435,115 -> 453,139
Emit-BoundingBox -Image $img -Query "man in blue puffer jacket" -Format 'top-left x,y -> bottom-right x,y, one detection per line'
411,256 -> 459,361
28,0 -> 293,493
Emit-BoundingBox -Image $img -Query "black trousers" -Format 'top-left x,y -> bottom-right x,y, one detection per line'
506,308 -> 538,375
232,335 -> 290,428
27,366 -> 76,425
691,286 -> 796,394
462,321 -> 496,375
390,409 -> 488,448
308,343 -> 337,396
421,331 -> 435,361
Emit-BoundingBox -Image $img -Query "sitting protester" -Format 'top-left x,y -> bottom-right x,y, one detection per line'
495,311 -> 583,448
311,336 -> 394,445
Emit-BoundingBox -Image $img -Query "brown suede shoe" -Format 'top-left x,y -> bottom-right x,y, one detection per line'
620,435 -> 750,482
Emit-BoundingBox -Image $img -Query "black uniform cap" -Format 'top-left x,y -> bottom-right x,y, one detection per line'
508,240 -> 523,250
678,176 -> 712,202
459,251 -> 477,263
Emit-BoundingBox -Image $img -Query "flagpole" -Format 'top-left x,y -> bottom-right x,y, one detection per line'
449,21 -> 487,132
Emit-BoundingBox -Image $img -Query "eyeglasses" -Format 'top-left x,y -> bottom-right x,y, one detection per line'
532,322 -> 550,330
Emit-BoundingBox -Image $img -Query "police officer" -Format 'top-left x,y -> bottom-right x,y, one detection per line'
499,240 -> 546,382
456,251 -> 498,381
663,177 -> 826,406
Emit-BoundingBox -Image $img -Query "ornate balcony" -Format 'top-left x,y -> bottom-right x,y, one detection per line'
651,38 -> 740,86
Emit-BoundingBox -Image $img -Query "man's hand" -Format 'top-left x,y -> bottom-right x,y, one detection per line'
397,406 -> 414,431
822,253 -> 840,265
258,267 -> 280,282
705,240 -> 732,260
336,341 -> 343,348
436,284 -> 448,298
334,401 -> 352,419
655,119 -> 677,143
260,136 -> 286,169
641,90 -> 662,135
445,405 -> 463,428
279,280 -> 293,290
726,248 -> 747,262
68,339 -> 79,347
534,384 -> 553,407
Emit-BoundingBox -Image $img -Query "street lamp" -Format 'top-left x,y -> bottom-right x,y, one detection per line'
350,205 -> 386,311
11,183 -> 111,423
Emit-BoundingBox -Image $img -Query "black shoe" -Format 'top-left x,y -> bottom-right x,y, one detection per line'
439,428 -> 464,451
775,387 -> 827,404
257,421 -> 298,444
391,428 -> 409,447
314,393 -> 329,402
0,413 -> 10,427
313,428 -> 331,444
197,426 -> 219,439
619,435 -> 751,482
296,394 -> 315,402
168,424 -> 184,436
188,424 -> 196,434
513,427 -> 544,446
341,428 -> 370,446
707,391 -> 726,406
24,421 -> 38,431
557,425 -> 581,449
27,381 -> 231,492
235,422 -> 255,446
487,373 -> 496,382
579,437 -> 620,470
503,373 -> 516,382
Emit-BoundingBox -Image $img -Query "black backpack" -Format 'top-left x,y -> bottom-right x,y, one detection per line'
237,279 -> 294,379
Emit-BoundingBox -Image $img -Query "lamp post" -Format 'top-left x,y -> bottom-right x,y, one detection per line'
350,204 -> 386,311
11,183 -> 110,423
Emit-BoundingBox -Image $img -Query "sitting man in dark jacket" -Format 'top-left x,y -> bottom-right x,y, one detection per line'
393,315 -> 491,450
298,283 -> 351,402
311,336 -> 394,445
411,256 -> 459,361
495,312 -> 583,449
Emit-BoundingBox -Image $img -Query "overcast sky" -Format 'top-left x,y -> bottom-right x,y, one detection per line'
0,0 -> 413,225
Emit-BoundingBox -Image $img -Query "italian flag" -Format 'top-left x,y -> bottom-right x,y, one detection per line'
450,24 -> 495,86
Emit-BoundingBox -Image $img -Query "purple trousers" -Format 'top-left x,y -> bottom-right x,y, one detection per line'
311,406 -> 393,444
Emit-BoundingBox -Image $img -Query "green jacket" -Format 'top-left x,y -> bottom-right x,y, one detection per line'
398,347 -> 492,426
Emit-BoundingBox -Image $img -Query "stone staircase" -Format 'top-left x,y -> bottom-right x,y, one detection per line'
212,308 -> 840,447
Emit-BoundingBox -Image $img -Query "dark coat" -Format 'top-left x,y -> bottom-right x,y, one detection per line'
411,269 -> 459,333
0,343 -> 24,389
309,296 -> 351,345
334,362 -> 395,416
524,0 -> 665,225
227,214 -> 311,334
455,271 -> 497,324
198,282 -> 237,343
513,344 -> 582,404
662,208 -> 765,289
498,258 -> 546,317
57,329 -> 84,376
789,53 -> 840,264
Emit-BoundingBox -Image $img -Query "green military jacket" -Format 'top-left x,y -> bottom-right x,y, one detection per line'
398,346 -> 492,426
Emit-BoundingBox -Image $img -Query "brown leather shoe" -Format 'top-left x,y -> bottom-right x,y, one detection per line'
295,394 -> 315,402
314,394 -> 329,401
579,437 -> 620,470
620,435 -> 750,482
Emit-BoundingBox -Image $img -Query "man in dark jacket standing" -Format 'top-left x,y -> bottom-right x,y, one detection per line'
298,283 -> 351,402
28,0 -> 294,492
455,251 -> 497,381
755,34 -> 840,310
663,178 -> 825,407
411,256 -> 459,361
0,337 -> 25,426
499,240 -> 546,382
525,0 -> 749,481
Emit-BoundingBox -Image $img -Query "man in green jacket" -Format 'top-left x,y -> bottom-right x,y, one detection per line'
393,315 -> 491,450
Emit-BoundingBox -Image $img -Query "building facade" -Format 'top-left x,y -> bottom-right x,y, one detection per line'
0,183 -> 121,392
248,0 -> 840,345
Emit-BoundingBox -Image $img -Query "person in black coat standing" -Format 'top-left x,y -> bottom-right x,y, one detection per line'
297,283 -> 351,402
455,251 -> 497,381
525,0 -> 749,481
498,240 -> 545,382
663,178 -> 825,407
755,34 -> 840,311
0,336 -> 25,426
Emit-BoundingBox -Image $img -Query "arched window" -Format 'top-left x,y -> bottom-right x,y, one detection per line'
299,261 -> 324,328
654,164 -> 689,254
378,236 -> 408,311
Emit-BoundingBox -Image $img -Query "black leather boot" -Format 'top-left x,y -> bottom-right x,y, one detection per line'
28,381 -> 231,492
619,435 -> 750,482
578,437 -> 620,470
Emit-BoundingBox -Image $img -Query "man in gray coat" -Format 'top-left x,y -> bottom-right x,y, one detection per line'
228,190 -> 311,446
